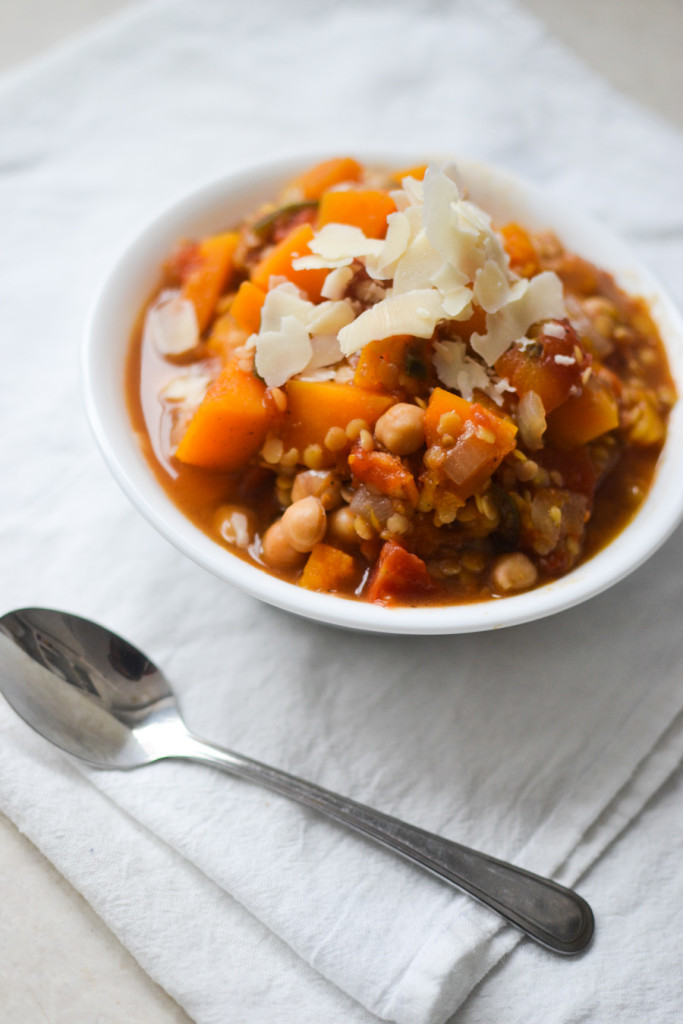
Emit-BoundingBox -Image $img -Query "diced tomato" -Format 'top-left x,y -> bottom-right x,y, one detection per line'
163,240 -> 203,286
365,541 -> 436,605
348,445 -> 419,505
495,320 -> 586,414
535,447 -> 598,499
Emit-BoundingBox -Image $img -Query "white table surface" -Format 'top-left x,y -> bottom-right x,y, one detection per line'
1,2 -> 682,1022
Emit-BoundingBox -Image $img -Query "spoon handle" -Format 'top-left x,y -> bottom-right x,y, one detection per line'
179,733 -> 593,954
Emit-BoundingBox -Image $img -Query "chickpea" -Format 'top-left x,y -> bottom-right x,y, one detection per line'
281,496 -> 327,553
491,552 -> 538,593
374,403 -> 425,455
327,506 -> 360,546
261,520 -> 305,570
290,469 -> 342,511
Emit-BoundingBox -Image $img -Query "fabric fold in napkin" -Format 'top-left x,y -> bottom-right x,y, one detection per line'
1,1 -> 683,1022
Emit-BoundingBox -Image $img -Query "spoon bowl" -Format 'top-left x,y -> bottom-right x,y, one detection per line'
0,607 -> 177,768
0,606 -> 594,954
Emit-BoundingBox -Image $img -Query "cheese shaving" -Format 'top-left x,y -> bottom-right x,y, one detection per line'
364,210 -> 412,280
470,272 -> 565,366
307,300 -> 355,335
144,290 -> 199,356
255,315 -> 313,387
433,340 -> 506,404
260,282 -> 315,332
160,372 -> 211,405
473,259 -> 510,314
320,265 -> 354,300
305,333 -> 343,370
338,288 -> 445,356
247,160 -> 568,392
293,223 -> 384,270
391,230 -> 445,295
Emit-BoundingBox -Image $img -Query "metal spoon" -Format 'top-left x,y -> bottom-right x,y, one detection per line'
0,606 -> 593,954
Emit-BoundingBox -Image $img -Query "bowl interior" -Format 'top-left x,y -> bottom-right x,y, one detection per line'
82,154 -> 683,634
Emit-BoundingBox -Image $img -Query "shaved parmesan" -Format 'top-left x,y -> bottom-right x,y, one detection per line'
391,230 -> 445,295
160,372 -> 211,405
294,223 -> 384,269
433,340 -> 506,404
144,290 -> 199,355
293,254 -> 351,271
307,299 -> 355,336
431,262 -> 468,295
365,210 -> 412,279
248,160 -> 568,392
320,265 -> 354,300
543,321 -> 567,338
255,315 -> 312,387
398,175 -> 424,207
441,286 -> 473,318
473,259 -> 510,314
471,272 -> 565,366
260,282 -> 315,332
338,288 -> 444,356
295,366 -> 338,382
304,333 -> 343,370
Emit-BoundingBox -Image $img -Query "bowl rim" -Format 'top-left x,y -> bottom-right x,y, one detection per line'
82,151 -> 683,634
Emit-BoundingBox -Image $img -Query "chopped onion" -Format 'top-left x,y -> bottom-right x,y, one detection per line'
349,485 -> 395,526
443,428 -> 493,486
517,390 -> 547,451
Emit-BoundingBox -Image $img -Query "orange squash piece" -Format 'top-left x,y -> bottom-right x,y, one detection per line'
231,280 -> 266,335
205,311 -> 246,362
181,231 -> 239,332
300,543 -> 358,592
282,380 -> 395,461
545,372 -> 619,448
499,223 -> 539,279
175,360 -> 272,472
289,157 -> 363,200
392,163 -> 428,182
353,336 -> 412,392
251,223 -> 328,302
317,189 -> 397,239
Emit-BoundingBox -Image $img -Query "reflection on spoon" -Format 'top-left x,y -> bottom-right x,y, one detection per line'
0,606 -> 594,954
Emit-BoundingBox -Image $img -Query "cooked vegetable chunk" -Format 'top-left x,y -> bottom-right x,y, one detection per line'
175,361 -> 271,471
282,380 -> 395,460
365,541 -> 436,605
300,543 -> 358,592
181,231 -> 239,332
317,189 -> 397,239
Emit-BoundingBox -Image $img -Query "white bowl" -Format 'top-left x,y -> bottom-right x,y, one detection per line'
82,154 -> 683,634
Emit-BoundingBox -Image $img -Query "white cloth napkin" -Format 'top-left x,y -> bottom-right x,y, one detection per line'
1,1 -> 683,1022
